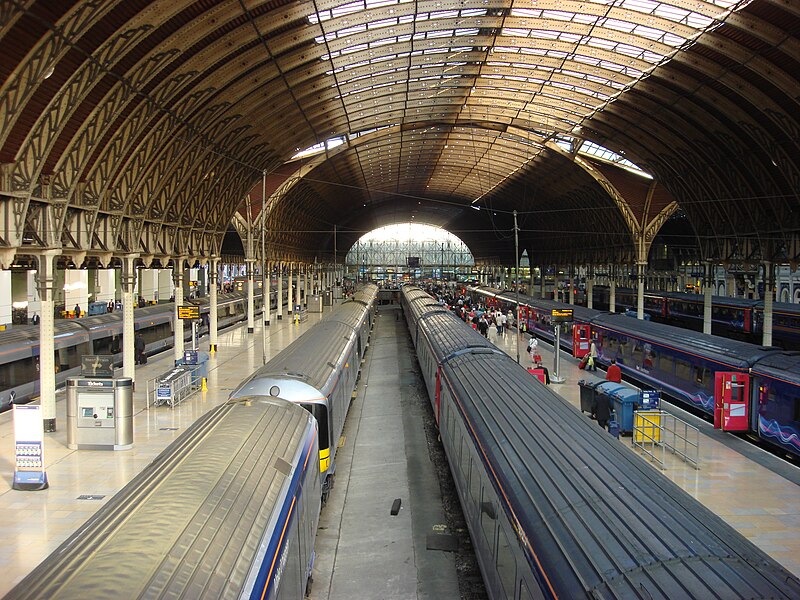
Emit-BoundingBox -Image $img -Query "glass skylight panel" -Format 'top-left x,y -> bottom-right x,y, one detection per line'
579,140 -> 652,178
604,18 -> 636,33
511,8 -> 543,17
542,10 -> 577,22
623,0 -> 659,12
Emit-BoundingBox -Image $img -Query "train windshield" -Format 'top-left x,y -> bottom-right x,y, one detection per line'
300,403 -> 329,450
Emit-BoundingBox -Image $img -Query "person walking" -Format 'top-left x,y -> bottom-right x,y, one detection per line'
73,303 -> 81,318
592,391 -> 611,430
477,316 -> 489,338
588,340 -> 598,371
605,359 -> 622,383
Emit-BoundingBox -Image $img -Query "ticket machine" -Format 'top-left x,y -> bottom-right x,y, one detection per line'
66,377 -> 133,450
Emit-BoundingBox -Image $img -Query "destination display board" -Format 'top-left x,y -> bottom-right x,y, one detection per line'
80,355 -> 115,378
177,305 -> 200,320
551,308 -> 574,323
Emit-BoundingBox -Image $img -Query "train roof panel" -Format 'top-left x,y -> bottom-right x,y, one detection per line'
751,352 -> 800,383
417,312 -> 496,358
441,353 -> 800,598
326,300 -> 373,330
9,398 -> 315,599
232,321 -> 357,398
590,312 -> 778,367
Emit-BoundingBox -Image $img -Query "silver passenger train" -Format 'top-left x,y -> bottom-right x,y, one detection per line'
8,397 -> 321,600
402,285 -> 800,600
0,290 -> 277,411
8,285 -> 379,600
231,284 -> 378,498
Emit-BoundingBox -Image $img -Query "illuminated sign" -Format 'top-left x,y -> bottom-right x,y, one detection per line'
178,305 -> 200,320
551,309 -> 574,323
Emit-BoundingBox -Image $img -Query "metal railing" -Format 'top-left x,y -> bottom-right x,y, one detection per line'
146,364 -> 204,409
631,410 -> 700,470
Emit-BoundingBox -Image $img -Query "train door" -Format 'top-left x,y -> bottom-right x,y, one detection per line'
573,324 -> 591,358
713,372 -> 750,431
742,307 -> 752,333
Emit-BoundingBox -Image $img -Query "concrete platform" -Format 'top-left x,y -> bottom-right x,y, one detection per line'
2,298 -> 799,598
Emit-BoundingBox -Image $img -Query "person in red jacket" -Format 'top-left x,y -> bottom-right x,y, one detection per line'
605,359 -> 622,383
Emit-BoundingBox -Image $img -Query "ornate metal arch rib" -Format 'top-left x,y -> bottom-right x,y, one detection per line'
0,0 -> 798,268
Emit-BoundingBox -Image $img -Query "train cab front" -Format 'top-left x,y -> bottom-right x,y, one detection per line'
230,375 -> 333,496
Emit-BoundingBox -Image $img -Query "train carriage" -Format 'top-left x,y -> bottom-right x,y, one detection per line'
231,284 -> 377,497
747,352 -> 800,457
7,397 -> 321,600
0,292 -> 262,410
403,286 -> 800,599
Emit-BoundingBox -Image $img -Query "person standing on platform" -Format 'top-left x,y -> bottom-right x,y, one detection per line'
135,332 -> 146,365
588,340 -> 598,371
605,359 -> 622,383
74,303 -> 81,318
533,360 -> 550,384
527,336 -> 539,364
592,391 -> 611,430
478,315 -> 489,338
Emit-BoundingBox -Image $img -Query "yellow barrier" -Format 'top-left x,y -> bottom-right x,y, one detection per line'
634,410 -> 662,443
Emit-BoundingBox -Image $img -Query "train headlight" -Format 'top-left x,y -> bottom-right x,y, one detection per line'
269,385 -> 280,397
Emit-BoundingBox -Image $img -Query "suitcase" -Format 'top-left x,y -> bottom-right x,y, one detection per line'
578,355 -> 588,370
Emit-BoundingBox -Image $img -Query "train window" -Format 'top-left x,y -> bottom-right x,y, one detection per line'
631,342 -> 643,363
496,526 -> 516,600
480,492 -> 496,555
469,460 -> 481,505
518,580 -> 534,600
460,437 -> 470,477
659,354 -> 674,374
693,366 -> 708,386
300,403 -> 329,454
675,359 -> 692,381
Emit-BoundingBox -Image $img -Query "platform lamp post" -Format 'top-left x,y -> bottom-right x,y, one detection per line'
514,210 -> 520,365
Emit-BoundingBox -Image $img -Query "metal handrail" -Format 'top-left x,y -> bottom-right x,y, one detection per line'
146,364 -> 203,409
631,410 -> 700,470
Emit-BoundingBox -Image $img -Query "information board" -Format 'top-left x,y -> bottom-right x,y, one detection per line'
551,308 -> 574,323
12,404 -> 48,490
640,389 -> 661,409
178,305 -> 200,320
81,355 -> 115,378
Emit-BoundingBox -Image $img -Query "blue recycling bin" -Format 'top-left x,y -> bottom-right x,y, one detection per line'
175,350 -> 209,385
595,382 -> 639,434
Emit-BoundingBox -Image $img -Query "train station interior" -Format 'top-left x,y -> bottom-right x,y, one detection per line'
0,0 -> 799,598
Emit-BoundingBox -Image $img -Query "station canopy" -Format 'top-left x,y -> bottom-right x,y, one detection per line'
0,1 -> 797,268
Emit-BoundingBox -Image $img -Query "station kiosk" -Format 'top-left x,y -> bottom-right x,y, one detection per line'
66,356 -> 133,450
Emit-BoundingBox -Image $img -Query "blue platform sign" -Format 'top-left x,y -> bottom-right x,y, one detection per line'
640,390 -> 660,409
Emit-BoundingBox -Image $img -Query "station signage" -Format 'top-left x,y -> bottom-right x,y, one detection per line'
177,305 -> 200,320
551,308 -> 574,323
